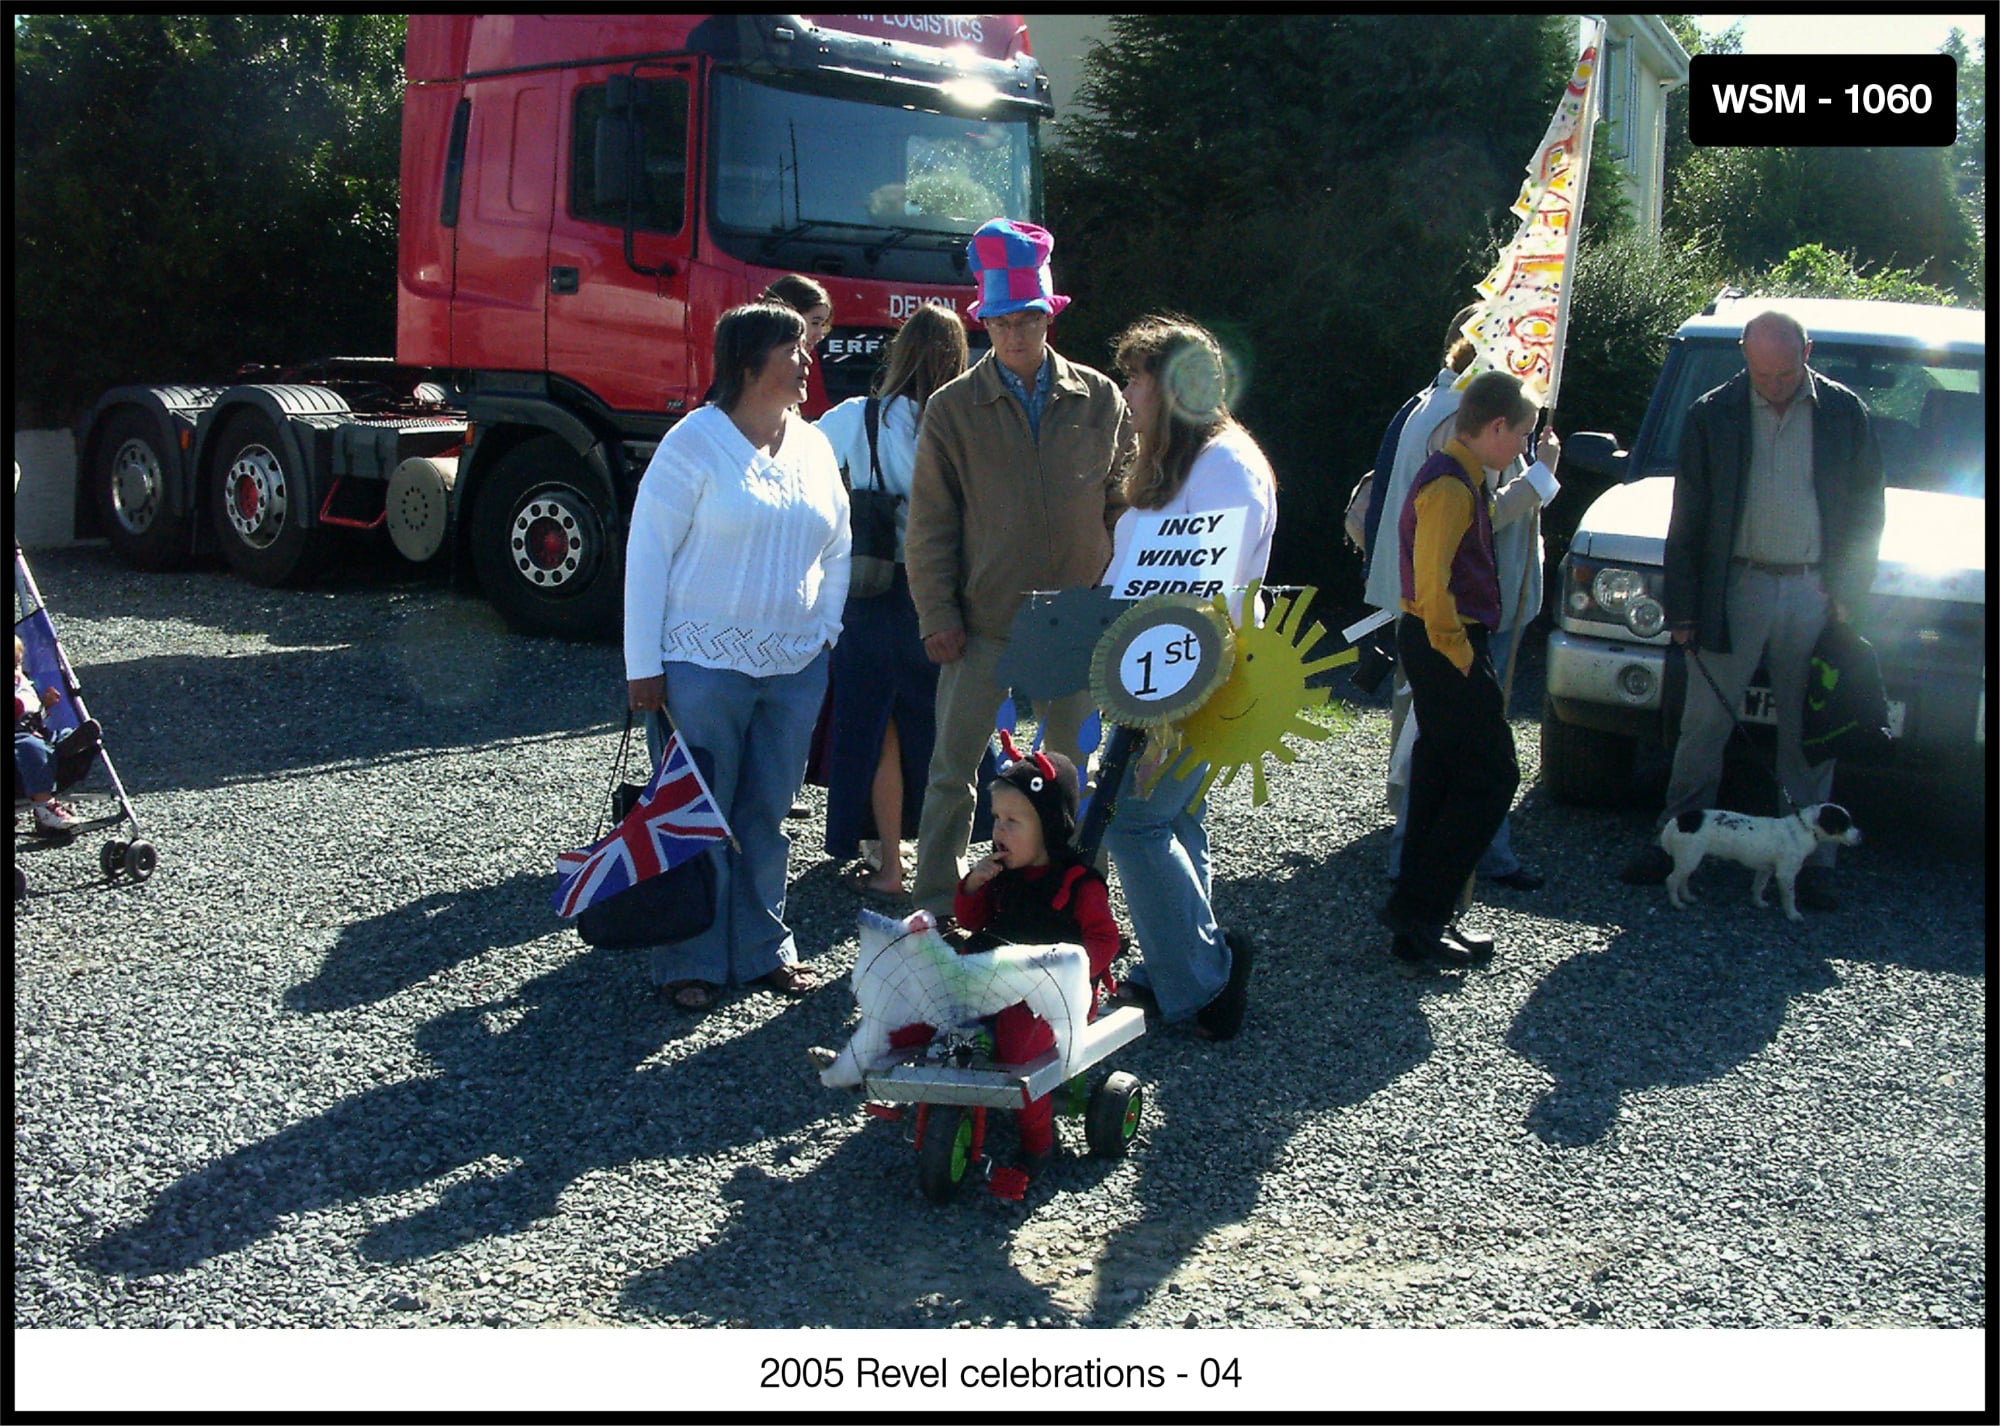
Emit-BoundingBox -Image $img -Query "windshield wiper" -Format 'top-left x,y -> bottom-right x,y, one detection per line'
862,228 -> 917,265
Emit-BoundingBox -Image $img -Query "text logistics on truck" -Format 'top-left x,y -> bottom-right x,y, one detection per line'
1543,296 -> 1986,805
76,13 -> 1050,639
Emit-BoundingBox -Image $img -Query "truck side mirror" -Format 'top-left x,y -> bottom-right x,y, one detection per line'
1563,431 -> 1628,483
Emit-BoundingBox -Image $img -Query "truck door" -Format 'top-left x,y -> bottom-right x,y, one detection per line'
450,74 -> 559,371
547,64 -> 696,417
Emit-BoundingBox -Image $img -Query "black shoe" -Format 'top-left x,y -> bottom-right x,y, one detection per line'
1619,845 -> 1674,886
1196,930 -> 1257,1041
1481,865 -> 1544,892
1794,866 -> 1839,912
1442,922 -> 1495,964
1380,906 -> 1470,968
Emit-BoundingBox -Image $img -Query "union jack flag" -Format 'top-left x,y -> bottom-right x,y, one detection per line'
552,732 -> 732,919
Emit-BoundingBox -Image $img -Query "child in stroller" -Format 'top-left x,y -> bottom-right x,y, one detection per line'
15,632 -> 100,834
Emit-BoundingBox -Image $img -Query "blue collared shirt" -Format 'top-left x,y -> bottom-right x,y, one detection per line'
996,352 -> 1054,441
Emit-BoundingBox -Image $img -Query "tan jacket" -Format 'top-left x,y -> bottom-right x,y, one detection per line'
906,348 -> 1135,641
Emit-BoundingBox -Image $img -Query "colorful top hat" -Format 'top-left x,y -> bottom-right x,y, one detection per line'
967,219 -> 1071,322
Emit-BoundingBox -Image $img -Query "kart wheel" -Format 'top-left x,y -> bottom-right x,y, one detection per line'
101,840 -> 128,882
1085,1071 -> 1144,1158
124,841 -> 158,883
917,1105 -> 974,1204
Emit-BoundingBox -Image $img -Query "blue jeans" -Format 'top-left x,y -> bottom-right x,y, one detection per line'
643,650 -> 829,987
15,730 -> 57,798
1101,748 -> 1230,1024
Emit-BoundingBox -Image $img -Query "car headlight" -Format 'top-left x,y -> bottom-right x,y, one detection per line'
1626,595 -> 1666,638
1592,567 -> 1646,613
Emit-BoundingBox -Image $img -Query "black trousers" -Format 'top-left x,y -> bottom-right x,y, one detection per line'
1389,615 -> 1519,926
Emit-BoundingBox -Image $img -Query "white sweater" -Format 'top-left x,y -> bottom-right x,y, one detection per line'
1107,423 -> 1278,622
623,405 -> 851,681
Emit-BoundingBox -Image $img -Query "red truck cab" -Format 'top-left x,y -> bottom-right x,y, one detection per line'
78,14 -> 1049,640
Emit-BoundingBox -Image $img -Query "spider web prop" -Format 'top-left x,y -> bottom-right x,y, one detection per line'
817,907 -> 1093,1090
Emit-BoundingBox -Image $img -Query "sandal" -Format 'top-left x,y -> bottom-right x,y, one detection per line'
658,980 -> 716,1011
839,866 -> 908,904
762,963 -> 823,997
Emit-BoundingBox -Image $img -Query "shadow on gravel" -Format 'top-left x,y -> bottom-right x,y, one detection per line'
1069,850 -> 1439,1326
1507,808 -> 1987,1147
83,936 -> 865,1282
288,870 -> 556,1012
62,639 -> 622,797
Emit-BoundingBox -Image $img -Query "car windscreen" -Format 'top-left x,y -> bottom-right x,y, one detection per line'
708,71 -> 1037,279
1649,339 -> 1985,497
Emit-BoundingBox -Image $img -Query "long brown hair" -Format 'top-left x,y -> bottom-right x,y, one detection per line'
1113,316 -> 1253,511
871,304 -> 969,418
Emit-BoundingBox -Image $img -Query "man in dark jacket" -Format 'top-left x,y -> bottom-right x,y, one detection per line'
1622,310 -> 1884,907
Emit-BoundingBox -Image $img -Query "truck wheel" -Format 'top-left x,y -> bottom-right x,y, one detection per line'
1540,698 -> 1637,806
212,408 -> 322,586
470,435 -> 621,642
1085,1071 -> 1144,1158
91,407 -> 192,570
916,1105 -> 974,1204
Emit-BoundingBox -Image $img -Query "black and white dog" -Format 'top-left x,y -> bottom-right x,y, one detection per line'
1658,804 -> 1863,922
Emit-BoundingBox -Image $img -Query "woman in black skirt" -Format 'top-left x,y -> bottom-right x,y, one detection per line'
814,305 -> 968,897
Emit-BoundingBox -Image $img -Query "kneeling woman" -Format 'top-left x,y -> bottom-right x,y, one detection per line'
624,302 -> 851,1010
1100,316 -> 1277,1041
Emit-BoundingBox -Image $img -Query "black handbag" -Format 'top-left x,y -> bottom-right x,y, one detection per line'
844,396 -> 901,599
1802,618 -> 1892,766
575,714 -> 719,948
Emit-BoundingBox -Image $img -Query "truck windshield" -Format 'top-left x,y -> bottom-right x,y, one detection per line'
709,71 -> 1038,282
1648,340 -> 1986,498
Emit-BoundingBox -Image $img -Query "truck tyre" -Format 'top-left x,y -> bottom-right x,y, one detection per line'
91,407 -> 192,571
1540,698 -> 1638,807
470,435 -> 621,642
211,408 -> 322,587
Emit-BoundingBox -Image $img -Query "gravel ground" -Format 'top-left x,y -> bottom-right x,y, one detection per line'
12,546 -> 1987,1347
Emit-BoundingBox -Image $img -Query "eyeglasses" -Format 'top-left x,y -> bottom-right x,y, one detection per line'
985,312 -> 1049,335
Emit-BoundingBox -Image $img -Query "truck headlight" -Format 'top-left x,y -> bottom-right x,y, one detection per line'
1593,567 -> 1646,613
1626,596 -> 1666,638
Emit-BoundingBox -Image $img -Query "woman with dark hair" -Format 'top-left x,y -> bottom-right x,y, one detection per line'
761,273 -> 834,417
1100,315 -> 1277,1042
814,304 -> 969,898
624,302 -> 850,1011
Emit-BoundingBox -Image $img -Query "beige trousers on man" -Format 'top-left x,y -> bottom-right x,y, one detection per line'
909,631 -> 1094,916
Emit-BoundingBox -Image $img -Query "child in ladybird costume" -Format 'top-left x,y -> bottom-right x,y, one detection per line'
953,731 -> 1120,1178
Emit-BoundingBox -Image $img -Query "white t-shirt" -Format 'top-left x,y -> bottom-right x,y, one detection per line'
815,394 -> 919,559
1106,423 -> 1278,622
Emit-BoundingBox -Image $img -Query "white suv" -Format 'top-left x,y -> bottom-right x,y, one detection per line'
1543,296 -> 1985,804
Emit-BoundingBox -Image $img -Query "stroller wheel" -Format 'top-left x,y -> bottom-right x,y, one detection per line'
101,840 -> 128,882
124,841 -> 159,883
12,866 -> 24,901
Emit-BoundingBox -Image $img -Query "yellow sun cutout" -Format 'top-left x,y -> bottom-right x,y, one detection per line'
1146,580 -> 1357,810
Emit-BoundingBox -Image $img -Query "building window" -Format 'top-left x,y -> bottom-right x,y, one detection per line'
1601,36 -> 1635,164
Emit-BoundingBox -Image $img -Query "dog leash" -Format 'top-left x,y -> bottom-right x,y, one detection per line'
1682,644 -> 1803,818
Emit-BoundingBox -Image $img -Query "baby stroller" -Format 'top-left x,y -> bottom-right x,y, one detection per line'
13,540 -> 155,900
